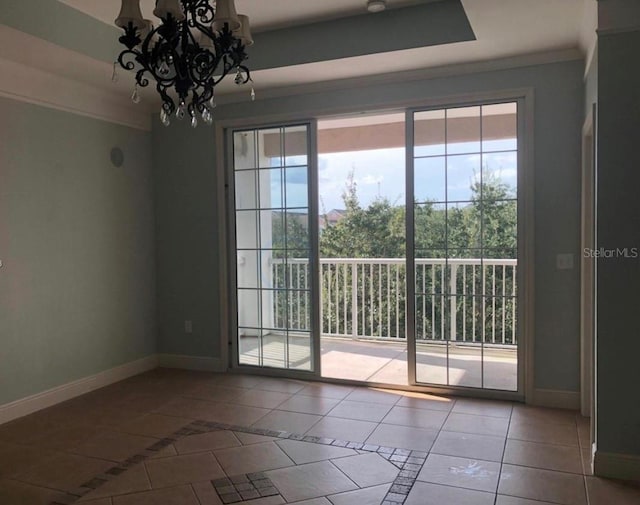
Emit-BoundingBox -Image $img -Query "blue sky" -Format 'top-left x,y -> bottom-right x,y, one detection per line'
266,140 -> 518,212
318,140 -> 517,212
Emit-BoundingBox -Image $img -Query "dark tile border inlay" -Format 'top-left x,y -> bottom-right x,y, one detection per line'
50,418 -> 427,505
212,472 -> 281,503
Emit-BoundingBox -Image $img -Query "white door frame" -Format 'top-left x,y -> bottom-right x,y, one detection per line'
216,88 -> 535,404
580,106 -> 596,421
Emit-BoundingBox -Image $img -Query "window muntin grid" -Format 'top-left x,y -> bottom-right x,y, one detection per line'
233,126 -> 313,371
412,102 -> 518,391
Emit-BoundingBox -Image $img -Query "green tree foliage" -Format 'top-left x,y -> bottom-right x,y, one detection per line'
320,173 -> 405,258
272,212 -> 309,258
470,172 -> 517,254
319,169 -> 516,256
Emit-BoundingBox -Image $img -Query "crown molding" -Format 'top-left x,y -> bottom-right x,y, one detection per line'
0,24 -> 152,130
0,56 -> 151,131
218,47 -> 583,106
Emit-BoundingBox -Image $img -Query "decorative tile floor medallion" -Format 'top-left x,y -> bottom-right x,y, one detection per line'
49,418 -> 427,505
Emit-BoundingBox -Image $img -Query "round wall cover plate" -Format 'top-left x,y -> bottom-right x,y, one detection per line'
110,147 -> 124,167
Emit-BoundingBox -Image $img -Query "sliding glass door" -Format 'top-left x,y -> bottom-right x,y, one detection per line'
407,102 -> 521,392
227,100 -> 523,395
231,123 -> 318,372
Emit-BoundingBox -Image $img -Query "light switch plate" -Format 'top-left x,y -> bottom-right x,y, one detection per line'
184,320 -> 193,333
556,253 -> 574,270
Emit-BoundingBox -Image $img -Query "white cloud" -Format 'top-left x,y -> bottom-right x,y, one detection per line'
359,175 -> 384,185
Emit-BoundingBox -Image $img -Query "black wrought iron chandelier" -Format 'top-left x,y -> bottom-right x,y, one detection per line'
114,0 -> 254,128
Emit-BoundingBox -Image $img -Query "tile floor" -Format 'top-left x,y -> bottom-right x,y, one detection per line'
0,368 -> 638,505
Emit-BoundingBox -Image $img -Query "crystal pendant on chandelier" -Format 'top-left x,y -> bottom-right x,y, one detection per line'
160,107 -> 170,127
176,100 -> 186,120
114,0 -> 253,129
202,108 -> 213,125
111,62 -> 119,83
131,84 -> 141,104
158,60 -> 170,76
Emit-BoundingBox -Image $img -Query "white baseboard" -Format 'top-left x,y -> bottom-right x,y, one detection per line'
594,449 -> 640,482
158,354 -> 226,372
0,355 -> 159,426
531,388 -> 581,410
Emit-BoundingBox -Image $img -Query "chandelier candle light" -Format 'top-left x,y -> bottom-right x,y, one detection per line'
114,0 -> 254,128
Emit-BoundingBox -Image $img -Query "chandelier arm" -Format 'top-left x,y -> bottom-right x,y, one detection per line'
188,7 -> 219,46
210,59 -> 234,86
128,45 -> 178,90
117,48 -> 140,72
187,11 -> 228,84
189,89 -> 200,114
135,68 -> 150,88
187,47 -> 224,89
139,23 -> 161,56
194,23 -> 218,45
217,49 -> 249,86
190,0 -> 216,25
200,83 -> 214,106
157,83 -> 176,115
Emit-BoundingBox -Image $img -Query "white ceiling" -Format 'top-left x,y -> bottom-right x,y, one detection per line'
210,0 -> 595,95
58,0 -> 431,31
57,0 -> 593,41
14,0 -> 596,103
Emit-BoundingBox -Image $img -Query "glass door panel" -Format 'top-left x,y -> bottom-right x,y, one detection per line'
232,125 -> 315,371
409,102 -> 519,391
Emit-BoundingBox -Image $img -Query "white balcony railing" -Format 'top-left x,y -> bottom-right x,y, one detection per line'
271,258 -> 518,346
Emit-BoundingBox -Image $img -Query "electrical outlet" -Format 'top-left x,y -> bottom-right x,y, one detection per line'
184,320 -> 193,334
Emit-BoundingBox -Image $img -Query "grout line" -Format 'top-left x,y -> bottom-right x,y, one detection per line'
583,474 -> 592,505
301,412 -> 324,436
494,402 -> 513,505
140,454 -> 153,491
6,477 -> 72,496
190,483 -> 204,505
363,357 -> 399,383
326,458 -> 363,489
503,435 -> 581,449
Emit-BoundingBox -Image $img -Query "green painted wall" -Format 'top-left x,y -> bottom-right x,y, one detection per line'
0,98 -> 156,405
595,29 -> 640,459
152,121 -> 220,358
154,59 -> 585,394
